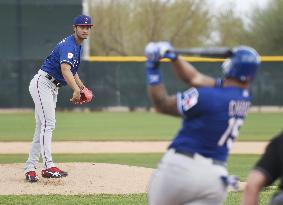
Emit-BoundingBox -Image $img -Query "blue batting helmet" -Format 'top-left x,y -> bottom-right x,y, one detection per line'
222,46 -> 260,82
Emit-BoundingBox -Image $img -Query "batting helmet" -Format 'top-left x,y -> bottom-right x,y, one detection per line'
222,46 -> 260,82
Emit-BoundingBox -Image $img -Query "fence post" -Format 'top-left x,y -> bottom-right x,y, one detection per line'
16,0 -> 23,107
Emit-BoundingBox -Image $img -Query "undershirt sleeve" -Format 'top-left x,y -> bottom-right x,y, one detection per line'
254,138 -> 281,186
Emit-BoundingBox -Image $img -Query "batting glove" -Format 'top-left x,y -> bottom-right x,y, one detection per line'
145,42 -> 162,85
145,42 -> 160,63
145,41 -> 178,62
144,41 -> 177,85
157,41 -> 178,61
145,60 -> 162,85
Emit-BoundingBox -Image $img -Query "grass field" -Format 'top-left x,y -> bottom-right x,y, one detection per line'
0,191 -> 278,205
0,111 -> 281,204
0,111 -> 282,141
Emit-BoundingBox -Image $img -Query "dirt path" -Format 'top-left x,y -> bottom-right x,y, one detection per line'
0,141 -> 268,154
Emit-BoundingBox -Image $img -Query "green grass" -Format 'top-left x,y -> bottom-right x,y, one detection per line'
0,194 -> 147,205
227,154 -> 260,180
239,112 -> 283,141
0,191 -> 278,205
0,192 -> 278,205
0,112 -> 179,141
0,190 -> 275,205
0,112 -> 282,141
225,188 -> 277,205
0,153 -> 162,169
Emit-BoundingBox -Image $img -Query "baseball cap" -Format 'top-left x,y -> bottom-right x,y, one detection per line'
73,14 -> 94,26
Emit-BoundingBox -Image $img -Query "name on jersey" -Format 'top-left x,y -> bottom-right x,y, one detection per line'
229,100 -> 250,117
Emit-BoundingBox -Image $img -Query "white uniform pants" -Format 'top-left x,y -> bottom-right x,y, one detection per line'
148,149 -> 228,205
24,70 -> 59,173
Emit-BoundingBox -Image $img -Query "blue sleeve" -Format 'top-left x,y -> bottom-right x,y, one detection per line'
176,87 -> 203,117
59,44 -> 75,67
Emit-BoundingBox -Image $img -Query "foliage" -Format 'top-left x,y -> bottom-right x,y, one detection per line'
89,0 -> 212,55
248,0 -> 283,55
88,0 -> 283,55
210,0 -> 283,54
213,8 -> 250,47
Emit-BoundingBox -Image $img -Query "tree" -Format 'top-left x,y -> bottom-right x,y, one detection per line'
89,0 -> 212,56
248,0 -> 283,55
89,0 -> 131,56
212,5 -> 250,47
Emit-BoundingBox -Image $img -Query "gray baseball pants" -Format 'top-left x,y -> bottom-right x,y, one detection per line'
148,149 -> 228,205
24,70 -> 58,173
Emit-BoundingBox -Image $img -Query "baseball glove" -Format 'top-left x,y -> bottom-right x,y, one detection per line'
79,87 -> 93,104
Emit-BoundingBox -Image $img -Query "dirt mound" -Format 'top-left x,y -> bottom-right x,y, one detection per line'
0,163 -> 154,195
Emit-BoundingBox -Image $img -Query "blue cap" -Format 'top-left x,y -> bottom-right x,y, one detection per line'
73,14 -> 94,26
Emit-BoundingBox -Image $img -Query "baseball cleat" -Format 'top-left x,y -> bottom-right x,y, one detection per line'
25,171 -> 39,183
41,167 -> 68,178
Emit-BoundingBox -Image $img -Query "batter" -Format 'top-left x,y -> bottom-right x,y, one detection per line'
145,42 -> 261,205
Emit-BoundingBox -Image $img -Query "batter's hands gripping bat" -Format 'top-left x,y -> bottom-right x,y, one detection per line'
175,47 -> 233,58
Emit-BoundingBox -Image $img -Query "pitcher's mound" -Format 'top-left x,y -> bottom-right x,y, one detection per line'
0,163 -> 154,195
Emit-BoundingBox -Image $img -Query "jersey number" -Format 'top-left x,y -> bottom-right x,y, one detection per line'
218,118 -> 243,148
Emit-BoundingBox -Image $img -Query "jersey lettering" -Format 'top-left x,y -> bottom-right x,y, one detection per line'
229,100 -> 250,117
218,100 -> 249,148
218,117 -> 243,148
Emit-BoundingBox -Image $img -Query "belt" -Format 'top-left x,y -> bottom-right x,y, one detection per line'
174,149 -> 226,167
45,73 -> 61,87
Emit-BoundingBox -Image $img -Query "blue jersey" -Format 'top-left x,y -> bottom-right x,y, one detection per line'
41,35 -> 82,86
168,85 -> 251,162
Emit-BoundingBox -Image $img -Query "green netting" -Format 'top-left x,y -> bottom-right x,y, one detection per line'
0,60 -> 282,108
0,0 -> 81,60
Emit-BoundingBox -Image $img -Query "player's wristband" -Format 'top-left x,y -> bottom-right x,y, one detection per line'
146,61 -> 162,85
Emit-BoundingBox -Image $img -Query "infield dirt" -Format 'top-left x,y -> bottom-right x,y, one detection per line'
0,163 -> 154,195
0,141 -> 267,154
0,141 -> 263,195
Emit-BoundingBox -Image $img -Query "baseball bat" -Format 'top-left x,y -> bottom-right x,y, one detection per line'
175,47 -> 233,58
